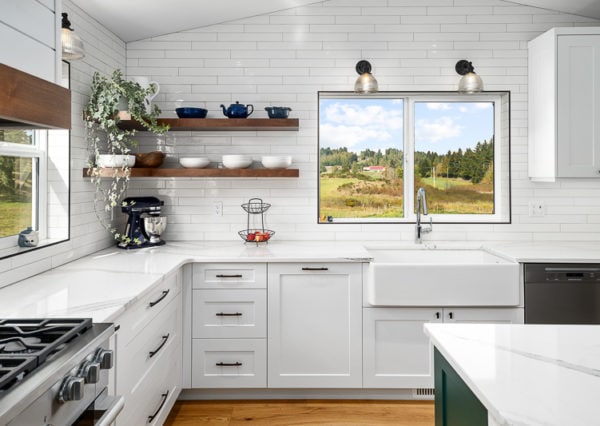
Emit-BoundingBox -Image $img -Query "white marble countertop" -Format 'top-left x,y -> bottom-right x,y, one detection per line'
485,241 -> 600,263
0,241 -> 371,322
3,239 -> 600,328
424,323 -> 600,426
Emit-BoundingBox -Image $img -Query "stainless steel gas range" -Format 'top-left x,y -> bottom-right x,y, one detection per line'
0,318 -> 123,425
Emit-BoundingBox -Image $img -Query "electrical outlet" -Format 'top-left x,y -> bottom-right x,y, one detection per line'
213,201 -> 223,217
529,200 -> 545,217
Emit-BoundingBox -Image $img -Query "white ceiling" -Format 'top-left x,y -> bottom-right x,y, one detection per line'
506,0 -> 600,19
73,0 -> 323,42
73,0 -> 600,43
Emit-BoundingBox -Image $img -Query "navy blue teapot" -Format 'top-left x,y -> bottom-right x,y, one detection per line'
220,101 -> 254,118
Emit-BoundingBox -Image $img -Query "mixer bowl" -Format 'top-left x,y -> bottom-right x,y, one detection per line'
143,216 -> 167,243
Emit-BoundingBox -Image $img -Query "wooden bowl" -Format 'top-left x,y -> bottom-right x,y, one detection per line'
134,151 -> 165,168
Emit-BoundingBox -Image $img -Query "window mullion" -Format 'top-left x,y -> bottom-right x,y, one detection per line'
405,97 -> 415,221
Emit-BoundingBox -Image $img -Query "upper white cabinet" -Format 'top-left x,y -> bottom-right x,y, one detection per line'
529,27 -> 600,181
268,263 -> 363,388
0,0 -> 60,83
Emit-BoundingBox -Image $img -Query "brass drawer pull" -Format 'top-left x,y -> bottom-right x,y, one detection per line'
149,334 -> 170,358
149,290 -> 170,307
215,274 -> 243,278
148,390 -> 169,423
216,362 -> 243,367
216,312 -> 243,317
301,267 -> 329,271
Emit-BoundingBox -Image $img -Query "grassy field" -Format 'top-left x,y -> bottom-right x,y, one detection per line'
319,173 -> 493,220
319,176 -> 404,219
421,176 -> 472,189
0,200 -> 32,238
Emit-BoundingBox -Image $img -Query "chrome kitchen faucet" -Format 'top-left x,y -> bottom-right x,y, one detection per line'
415,187 -> 432,244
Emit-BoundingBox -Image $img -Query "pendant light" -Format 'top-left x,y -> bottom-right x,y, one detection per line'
354,60 -> 378,93
61,13 -> 85,61
455,60 -> 483,93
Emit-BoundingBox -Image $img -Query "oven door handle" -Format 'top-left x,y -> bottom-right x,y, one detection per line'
93,394 -> 125,426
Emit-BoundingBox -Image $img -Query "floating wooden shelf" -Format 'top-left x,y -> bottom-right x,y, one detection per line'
117,118 -> 299,131
83,167 -> 299,178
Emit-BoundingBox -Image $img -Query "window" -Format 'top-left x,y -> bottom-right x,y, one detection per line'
318,92 -> 510,223
0,130 -> 47,249
0,62 -> 70,257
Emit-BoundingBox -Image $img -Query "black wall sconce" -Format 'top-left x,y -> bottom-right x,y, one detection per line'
455,60 -> 483,93
354,60 -> 378,93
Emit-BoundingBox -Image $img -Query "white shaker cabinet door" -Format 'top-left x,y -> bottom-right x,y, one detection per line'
363,308 -> 441,389
268,263 -> 363,388
557,34 -> 600,178
529,28 -> 600,181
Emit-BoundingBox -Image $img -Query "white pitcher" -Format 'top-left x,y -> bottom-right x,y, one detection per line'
129,76 -> 160,114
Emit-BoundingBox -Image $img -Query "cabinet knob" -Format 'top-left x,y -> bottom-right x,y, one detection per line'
435,312 -> 440,319
448,312 -> 454,319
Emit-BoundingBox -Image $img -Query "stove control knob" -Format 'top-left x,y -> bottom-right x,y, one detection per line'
80,360 -> 101,384
94,349 -> 114,370
58,376 -> 85,403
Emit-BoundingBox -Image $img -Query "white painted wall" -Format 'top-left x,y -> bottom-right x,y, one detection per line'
126,0 -> 600,244
0,0 -> 125,287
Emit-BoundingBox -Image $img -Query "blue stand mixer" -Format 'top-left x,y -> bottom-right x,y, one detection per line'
118,196 -> 167,249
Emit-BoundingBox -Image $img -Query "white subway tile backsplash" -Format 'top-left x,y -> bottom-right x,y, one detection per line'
5,0 -> 600,287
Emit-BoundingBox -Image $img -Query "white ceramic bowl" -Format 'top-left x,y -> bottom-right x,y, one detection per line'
179,157 -> 210,168
222,155 -> 252,169
96,154 -> 135,168
261,155 -> 292,169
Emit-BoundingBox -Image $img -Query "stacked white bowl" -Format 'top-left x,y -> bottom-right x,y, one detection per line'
261,156 -> 292,169
179,157 -> 210,168
222,155 -> 252,169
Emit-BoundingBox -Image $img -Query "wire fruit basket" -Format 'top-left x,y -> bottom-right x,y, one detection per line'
238,198 -> 275,244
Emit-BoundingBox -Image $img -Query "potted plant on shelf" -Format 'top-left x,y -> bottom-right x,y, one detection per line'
84,69 -> 169,242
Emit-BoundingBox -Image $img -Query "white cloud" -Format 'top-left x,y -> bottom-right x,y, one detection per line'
323,103 -> 403,130
320,123 -> 391,149
425,102 -> 451,111
474,102 -> 492,110
320,102 -> 403,149
415,116 -> 463,144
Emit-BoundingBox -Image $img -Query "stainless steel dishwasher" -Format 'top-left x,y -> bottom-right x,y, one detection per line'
524,263 -> 600,324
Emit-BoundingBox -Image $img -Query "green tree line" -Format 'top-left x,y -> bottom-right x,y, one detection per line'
321,137 -> 493,184
0,130 -> 33,200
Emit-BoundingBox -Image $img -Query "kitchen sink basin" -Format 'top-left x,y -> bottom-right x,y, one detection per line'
367,248 -> 519,307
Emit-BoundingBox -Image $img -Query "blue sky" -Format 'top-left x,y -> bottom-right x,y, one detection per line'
319,98 -> 494,154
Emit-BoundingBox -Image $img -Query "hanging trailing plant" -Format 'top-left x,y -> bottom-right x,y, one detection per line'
84,69 -> 169,242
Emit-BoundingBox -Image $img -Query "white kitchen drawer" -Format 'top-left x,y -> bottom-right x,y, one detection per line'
117,332 -> 181,426
192,339 -> 266,388
193,289 -> 266,339
116,271 -> 181,345
193,263 -> 266,289
117,295 -> 181,394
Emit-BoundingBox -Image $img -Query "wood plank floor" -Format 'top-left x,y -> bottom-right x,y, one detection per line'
164,400 -> 435,425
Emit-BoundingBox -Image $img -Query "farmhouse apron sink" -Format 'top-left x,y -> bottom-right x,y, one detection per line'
366,248 -> 519,306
